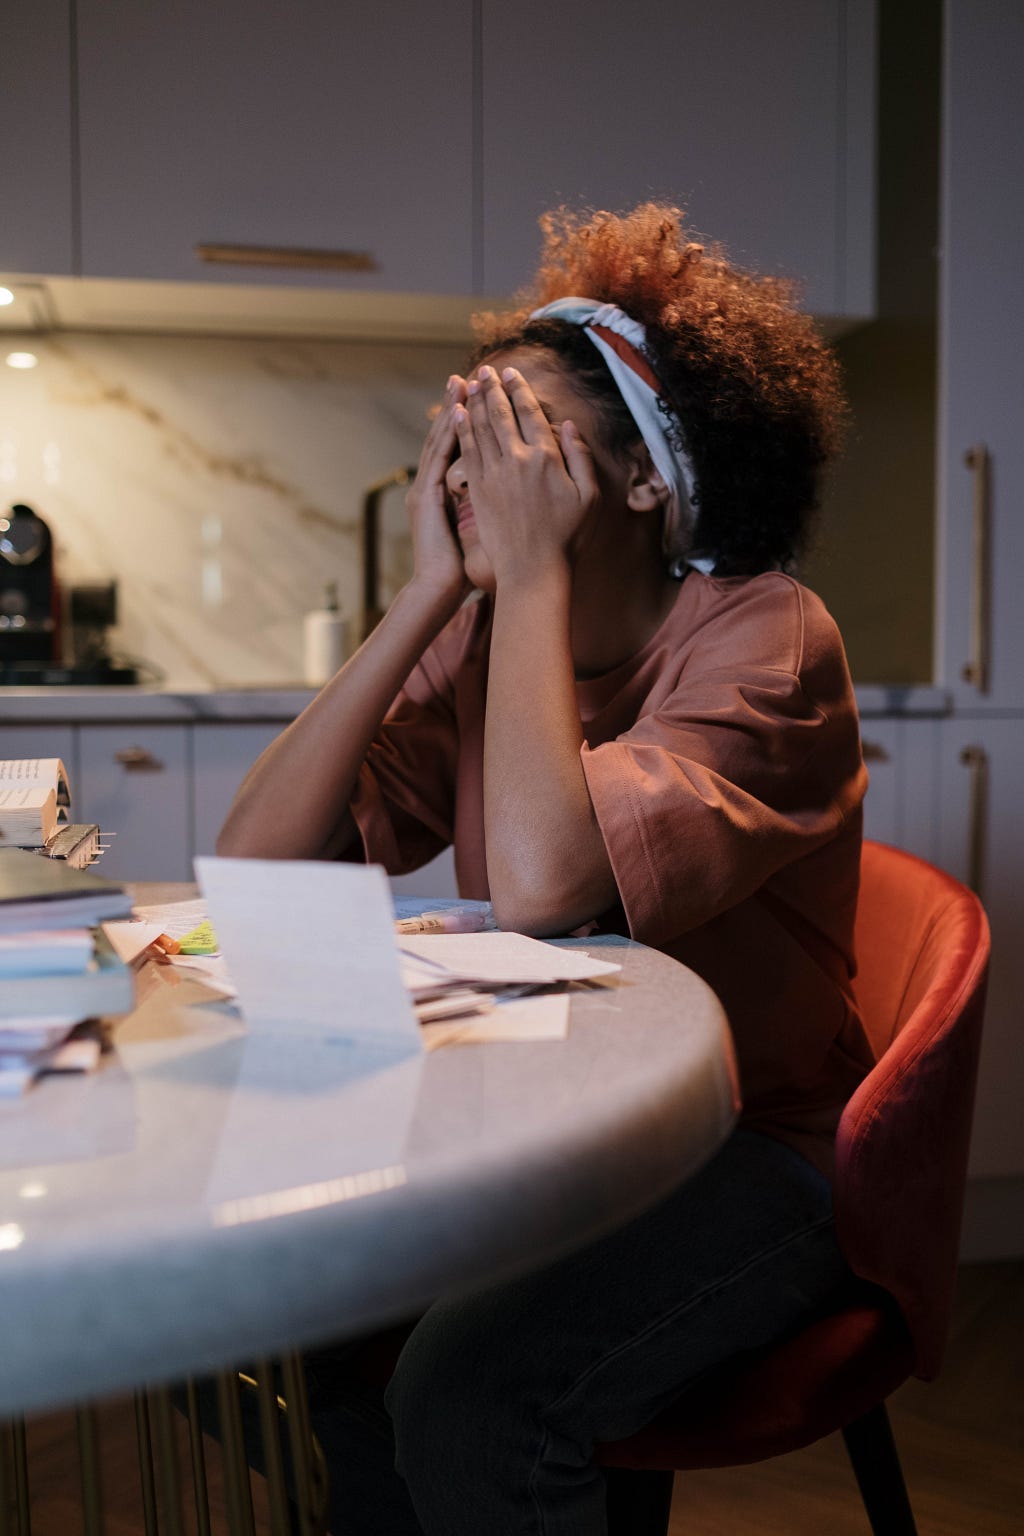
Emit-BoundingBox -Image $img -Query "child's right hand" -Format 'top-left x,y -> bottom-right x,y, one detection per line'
406,374 -> 472,603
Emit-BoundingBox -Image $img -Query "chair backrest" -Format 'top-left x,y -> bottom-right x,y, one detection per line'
836,840 -> 990,1379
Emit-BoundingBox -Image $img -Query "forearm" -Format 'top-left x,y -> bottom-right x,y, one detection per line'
217,579 -> 462,858
484,566 -> 615,934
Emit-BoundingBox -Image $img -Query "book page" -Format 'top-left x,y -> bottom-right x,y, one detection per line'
0,759 -> 67,795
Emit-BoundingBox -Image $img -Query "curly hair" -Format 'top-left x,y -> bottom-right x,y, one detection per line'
470,204 -> 848,575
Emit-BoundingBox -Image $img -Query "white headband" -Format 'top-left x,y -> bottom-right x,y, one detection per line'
529,297 -> 712,574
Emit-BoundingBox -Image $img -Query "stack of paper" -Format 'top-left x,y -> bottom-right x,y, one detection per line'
0,848 -> 135,1095
397,930 -> 621,1046
188,859 -> 622,1055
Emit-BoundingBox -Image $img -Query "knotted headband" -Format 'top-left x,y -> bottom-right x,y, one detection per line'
529,297 -> 713,574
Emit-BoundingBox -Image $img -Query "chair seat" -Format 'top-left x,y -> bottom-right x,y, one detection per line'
599,1301 -> 915,1471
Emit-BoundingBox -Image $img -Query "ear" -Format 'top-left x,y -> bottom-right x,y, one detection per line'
624,444 -> 670,514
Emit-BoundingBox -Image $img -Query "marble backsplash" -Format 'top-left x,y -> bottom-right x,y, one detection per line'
0,330 -> 468,688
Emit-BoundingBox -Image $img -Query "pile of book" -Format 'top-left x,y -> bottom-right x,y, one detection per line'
0,756 -> 104,869
0,847 -> 134,1096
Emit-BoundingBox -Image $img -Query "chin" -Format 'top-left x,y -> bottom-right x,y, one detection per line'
461,544 -> 497,594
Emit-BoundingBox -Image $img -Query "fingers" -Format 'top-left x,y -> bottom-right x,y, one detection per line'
465,364 -> 515,461
420,375 -> 466,471
499,366 -> 557,446
560,420 -> 599,504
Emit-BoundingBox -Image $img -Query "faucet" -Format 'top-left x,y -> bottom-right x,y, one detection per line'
360,466 -> 417,641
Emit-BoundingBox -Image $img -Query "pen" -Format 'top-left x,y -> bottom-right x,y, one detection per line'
394,910 -> 488,936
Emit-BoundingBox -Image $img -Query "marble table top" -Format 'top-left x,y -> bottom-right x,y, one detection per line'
0,922 -> 736,1418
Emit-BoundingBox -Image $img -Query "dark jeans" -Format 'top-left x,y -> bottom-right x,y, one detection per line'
292,1126 -> 850,1534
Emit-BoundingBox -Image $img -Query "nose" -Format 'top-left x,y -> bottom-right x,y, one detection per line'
445,450 -> 468,499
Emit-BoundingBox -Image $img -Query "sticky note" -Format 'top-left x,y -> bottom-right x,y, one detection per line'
178,919 -> 218,955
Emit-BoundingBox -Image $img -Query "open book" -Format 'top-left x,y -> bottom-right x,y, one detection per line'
0,758 -> 71,847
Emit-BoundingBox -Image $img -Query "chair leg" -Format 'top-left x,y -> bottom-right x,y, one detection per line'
841,1402 -> 918,1536
604,1466 -> 675,1536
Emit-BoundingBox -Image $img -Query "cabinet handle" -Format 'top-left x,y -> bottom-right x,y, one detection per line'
961,444 -> 991,692
860,739 -> 889,762
114,747 -> 164,772
194,243 -> 378,273
959,744 -> 988,896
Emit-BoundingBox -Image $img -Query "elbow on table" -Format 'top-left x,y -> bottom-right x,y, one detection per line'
490,879 -> 592,941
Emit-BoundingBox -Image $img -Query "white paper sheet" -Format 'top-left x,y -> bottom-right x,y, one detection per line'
397,930 -> 621,986
421,990 -> 570,1049
194,858 -> 422,1055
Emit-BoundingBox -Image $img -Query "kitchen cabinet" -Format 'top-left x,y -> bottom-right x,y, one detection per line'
7,1 -> 877,317
925,1 -> 1024,1215
74,0 -> 475,293
0,726 -> 78,785
480,0 -> 877,316
858,715 -> 941,864
78,725 -> 191,882
936,1 -> 1024,710
0,0 -> 74,276
191,722 -> 287,858
929,719 -> 1024,1184
857,711 -> 1024,1202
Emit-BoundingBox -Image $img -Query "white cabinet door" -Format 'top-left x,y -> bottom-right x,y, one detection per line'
77,725 -> 190,881
75,0 -> 474,293
0,0 -> 74,276
480,0 -> 876,316
859,721 -> 901,848
930,717 -> 1024,1182
0,725 -> 78,790
937,2 -> 1024,708
859,716 -> 942,863
191,723 -> 285,858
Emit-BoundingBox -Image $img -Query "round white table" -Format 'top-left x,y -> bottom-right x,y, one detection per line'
0,908 -> 736,1420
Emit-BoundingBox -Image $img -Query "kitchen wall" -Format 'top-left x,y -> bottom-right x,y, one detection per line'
1,317 -> 938,693
0,330 -> 466,689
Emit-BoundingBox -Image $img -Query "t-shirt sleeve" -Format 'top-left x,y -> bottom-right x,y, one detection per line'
346,630 -> 463,876
580,587 -> 865,947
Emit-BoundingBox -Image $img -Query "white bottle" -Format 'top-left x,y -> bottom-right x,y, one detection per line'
303,582 -> 347,686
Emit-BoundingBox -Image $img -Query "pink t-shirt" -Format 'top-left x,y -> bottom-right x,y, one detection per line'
349,571 -> 873,1176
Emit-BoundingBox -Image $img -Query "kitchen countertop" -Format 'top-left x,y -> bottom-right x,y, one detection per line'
0,683 -> 951,725
0,687 -> 319,723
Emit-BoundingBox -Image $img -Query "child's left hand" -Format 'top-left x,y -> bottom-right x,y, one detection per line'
454,365 -> 600,585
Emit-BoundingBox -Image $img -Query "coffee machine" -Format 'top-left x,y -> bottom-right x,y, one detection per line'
0,503 -> 59,667
0,503 -> 138,684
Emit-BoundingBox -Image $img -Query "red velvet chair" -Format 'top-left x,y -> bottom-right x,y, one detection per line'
599,840 -> 991,1536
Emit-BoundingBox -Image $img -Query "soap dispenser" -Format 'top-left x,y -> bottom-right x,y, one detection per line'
303,582 -> 347,686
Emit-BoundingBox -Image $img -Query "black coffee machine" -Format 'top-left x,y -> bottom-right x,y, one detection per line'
0,503 -> 138,684
0,503 -> 59,665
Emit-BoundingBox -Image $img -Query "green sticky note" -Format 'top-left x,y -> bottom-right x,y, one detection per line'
178,919 -> 218,955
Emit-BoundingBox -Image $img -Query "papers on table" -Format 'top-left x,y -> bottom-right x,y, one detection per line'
195,857 -> 422,1056
127,862 -> 621,1053
398,929 -> 621,1047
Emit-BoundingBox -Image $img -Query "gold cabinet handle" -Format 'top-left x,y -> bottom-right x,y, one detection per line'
961,444 -> 991,691
113,746 -> 164,772
959,744 -> 988,895
195,243 -> 378,273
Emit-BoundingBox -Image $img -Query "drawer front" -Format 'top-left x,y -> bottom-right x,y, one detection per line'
78,725 -> 190,881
